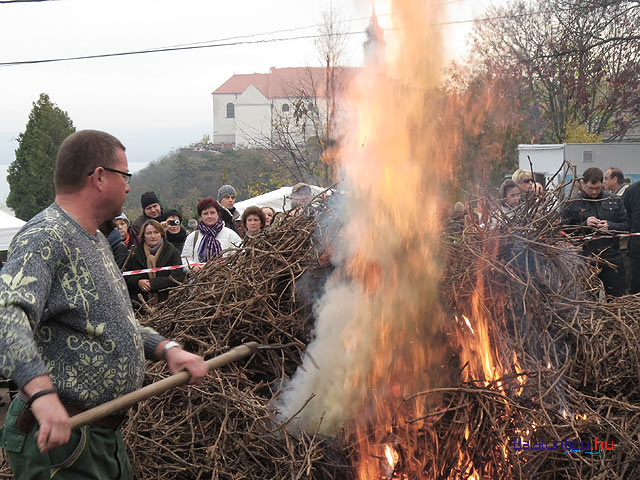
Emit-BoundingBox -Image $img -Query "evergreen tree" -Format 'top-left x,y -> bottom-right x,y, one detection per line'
7,93 -> 75,220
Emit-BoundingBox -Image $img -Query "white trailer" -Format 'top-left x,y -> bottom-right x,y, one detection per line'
518,143 -> 640,184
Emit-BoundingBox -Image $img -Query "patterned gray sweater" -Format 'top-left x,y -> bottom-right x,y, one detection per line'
0,204 -> 165,408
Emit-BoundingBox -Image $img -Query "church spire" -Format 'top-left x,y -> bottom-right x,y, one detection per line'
363,6 -> 386,65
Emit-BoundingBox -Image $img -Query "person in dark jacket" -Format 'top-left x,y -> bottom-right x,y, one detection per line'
624,181 -> 640,294
98,220 -> 129,268
124,219 -> 184,308
562,167 -> 630,296
114,212 -> 140,251
163,209 -> 188,253
132,191 -> 166,232
217,184 -> 240,233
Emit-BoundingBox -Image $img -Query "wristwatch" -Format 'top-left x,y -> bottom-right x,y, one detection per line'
161,341 -> 180,360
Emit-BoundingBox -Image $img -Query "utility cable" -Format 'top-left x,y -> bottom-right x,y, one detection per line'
0,7 -> 565,67
0,31 -> 366,67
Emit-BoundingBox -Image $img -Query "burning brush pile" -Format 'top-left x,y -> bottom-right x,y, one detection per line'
400,177 -> 640,480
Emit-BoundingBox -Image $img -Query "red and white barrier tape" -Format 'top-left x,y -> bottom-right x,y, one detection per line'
581,232 -> 640,241
122,263 -> 204,276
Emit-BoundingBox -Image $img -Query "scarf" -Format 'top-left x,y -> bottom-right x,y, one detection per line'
197,219 -> 223,262
143,240 -> 164,305
166,228 -> 187,247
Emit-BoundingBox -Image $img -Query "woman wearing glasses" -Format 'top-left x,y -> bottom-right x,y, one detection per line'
124,219 -> 184,308
182,197 -> 241,271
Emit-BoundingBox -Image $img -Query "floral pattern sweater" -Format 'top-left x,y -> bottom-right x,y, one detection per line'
0,204 -> 165,408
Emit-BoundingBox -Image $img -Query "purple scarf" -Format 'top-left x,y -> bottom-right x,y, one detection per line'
197,218 -> 223,261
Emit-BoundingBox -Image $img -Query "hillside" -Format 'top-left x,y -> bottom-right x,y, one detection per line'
124,148 -> 294,220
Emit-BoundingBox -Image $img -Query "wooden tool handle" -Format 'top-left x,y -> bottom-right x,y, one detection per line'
69,342 -> 259,430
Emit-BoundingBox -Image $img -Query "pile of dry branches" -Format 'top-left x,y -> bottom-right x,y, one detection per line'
383,174 -> 640,479
122,198 -> 352,480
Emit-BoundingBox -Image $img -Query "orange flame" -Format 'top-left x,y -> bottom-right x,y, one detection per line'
278,0 -> 511,477
384,444 -> 399,470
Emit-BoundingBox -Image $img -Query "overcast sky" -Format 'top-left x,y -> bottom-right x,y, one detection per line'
0,0 -> 497,170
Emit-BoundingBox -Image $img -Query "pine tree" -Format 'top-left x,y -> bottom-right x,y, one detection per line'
7,93 -> 75,220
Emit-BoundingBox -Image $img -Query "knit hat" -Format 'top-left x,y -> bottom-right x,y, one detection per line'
114,213 -> 130,225
217,185 -> 236,201
141,191 -> 160,209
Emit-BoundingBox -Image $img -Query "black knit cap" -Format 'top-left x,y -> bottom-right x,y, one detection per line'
141,191 -> 160,209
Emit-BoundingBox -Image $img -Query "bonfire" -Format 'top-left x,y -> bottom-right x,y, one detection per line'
2,0 -> 639,478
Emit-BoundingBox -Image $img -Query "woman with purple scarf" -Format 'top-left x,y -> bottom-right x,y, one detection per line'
182,197 -> 242,272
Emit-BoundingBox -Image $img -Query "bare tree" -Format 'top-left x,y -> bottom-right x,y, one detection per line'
315,1 -> 348,148
471,0 -> 640,142
246,3 -> 352,186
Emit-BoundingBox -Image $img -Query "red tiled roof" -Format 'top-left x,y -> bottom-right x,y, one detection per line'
212,67 -> 358,98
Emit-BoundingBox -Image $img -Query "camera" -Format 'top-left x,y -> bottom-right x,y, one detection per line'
167,219 -> 181,226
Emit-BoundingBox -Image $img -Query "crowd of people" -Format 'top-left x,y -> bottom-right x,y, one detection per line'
97,182 -> 315,309
494,166 -> 639,297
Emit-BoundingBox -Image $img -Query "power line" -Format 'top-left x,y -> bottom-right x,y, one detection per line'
0,0 -> 58,3
0,31 -> 366,67
147,12 -> 396,51
0,7 -> 561,67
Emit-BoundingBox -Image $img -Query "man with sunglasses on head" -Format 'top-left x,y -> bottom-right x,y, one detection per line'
562,167 -> 630,297
0,130 -> 208,479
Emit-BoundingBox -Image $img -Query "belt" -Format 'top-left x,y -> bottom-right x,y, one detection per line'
15,391 -> 126,433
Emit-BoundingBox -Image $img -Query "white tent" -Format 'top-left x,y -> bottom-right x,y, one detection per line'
0,207 -> 25,250
234,185 -> 327,216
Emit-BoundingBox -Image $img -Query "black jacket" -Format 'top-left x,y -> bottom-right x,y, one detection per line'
132,211 -> 167,232
106,228 -> 129,269
218,206 -> 239,233
624,182 -> 640,254
562,191 -> 630,259
166,227 -> 187,254
123,241 -> 184,304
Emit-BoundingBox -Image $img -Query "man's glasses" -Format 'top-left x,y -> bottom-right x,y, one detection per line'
87,166 -> 132,184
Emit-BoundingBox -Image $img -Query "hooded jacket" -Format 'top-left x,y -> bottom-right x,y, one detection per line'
218,205 -> 240,233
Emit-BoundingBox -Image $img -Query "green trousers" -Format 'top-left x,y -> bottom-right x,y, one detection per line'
1,397 -> 132,479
